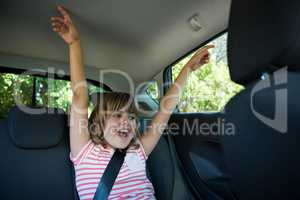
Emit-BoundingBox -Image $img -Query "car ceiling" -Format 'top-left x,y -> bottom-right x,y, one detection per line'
0,0 -> 230,89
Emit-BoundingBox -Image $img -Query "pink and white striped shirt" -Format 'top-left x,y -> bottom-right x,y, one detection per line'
70,140 -> 156,200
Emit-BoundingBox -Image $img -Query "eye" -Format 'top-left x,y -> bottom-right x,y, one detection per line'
128,113 -> 137,121
111,111 -> 122,118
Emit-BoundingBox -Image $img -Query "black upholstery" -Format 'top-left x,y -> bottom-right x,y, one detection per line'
169,113 -> 236,200
142,117 -> 195,200
223,0 -> 300,199
0,106 -> 76,200
8,105 -> 65,149
147,136 -> 175,200
228,0 -> 300,85
139,117 -> 175,200
223,71 -> 300,199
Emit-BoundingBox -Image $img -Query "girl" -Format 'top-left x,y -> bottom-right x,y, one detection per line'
51,5 -> 213,200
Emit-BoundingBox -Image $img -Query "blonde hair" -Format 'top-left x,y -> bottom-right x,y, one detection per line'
88,92 -> 140,149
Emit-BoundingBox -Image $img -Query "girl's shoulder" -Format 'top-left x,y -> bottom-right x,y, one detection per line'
70,139 -> 94,165
70,140 -> 113,165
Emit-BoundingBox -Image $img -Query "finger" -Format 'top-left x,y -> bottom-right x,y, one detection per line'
52,22 -> 67,33
51,16 -> 64,24
51,19 -> 71,31
204,56 -> 210,62
51,18 -> 65,24
203,44 -> 215,50
203,54 -> 210,61
192,49 -> 207,60
51,20 -> 63,26
57,5 -> 71,21
52,27 -> 59,32
51,23 -> 64,32
195,45 -> 214,56
203,53 -> 210,59
52,24 -> 63,32
52,15 -> 72,27
198,54 -> 210,64
199,44 -> 215,52
51,21 -> 61,29
195,48 -> 209,57
194,50 -> 209,59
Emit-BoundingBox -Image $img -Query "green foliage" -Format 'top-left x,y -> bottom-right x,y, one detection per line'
146,81 -> 159,101
172,60 -> 243,112
0,73 -> 34,118
144,34 -> 244,113
35,77 -> 72,111
0,73 -> 104,118
88,84 -> 105,94
163,33 -> 244,113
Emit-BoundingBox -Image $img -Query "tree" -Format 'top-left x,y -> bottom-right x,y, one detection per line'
171,33 -> 244,112
0,73 -> 104,118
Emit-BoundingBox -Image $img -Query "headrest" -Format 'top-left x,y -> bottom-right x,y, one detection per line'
228,0 -> 300,84
8,105 -> 67,149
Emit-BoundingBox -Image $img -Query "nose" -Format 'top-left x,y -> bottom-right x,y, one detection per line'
120,114 -> 130,125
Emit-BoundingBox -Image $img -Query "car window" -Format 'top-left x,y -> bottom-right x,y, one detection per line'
0,71 -> 107,118
171,33 -> 244,113
145,81 -> 159,102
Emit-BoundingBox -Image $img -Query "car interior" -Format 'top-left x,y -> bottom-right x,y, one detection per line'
0,0 -> 299,200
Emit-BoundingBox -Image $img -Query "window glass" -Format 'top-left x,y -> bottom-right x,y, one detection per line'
0,73 -> 34,117
145,81 -> 159,102
171,33 -> 244,112
0,72 -> 106,118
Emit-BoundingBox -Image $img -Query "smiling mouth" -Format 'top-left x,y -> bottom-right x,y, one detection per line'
117,129 -> 130,138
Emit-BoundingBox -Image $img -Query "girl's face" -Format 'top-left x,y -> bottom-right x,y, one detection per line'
103,109 -> 137,149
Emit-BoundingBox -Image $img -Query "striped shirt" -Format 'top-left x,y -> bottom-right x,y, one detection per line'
70,140 -> 156,200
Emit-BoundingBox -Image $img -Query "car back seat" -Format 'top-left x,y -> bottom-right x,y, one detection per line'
0,104 -> 195,200
0,105 -> 76,200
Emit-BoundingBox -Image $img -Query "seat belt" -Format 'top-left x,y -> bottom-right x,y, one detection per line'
93,148 -> 127,200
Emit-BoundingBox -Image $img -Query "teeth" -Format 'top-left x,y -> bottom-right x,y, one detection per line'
118,132 -> 128,137
116,128 -> 130,138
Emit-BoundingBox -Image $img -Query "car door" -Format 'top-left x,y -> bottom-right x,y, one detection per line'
162,32 -> 241,200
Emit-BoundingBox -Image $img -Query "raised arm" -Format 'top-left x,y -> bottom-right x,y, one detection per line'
51,6 -> 90,157
140,45 -> 214,156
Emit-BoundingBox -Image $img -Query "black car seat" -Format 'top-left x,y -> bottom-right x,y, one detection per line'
223,0 -> 300,199
0,105 -> 76,200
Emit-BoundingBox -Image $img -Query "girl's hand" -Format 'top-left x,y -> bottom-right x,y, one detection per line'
185,45 -> 214,71
51,5 -> 79,45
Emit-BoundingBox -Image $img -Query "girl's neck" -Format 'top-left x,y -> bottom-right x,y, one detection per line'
105,143 -> 115,150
